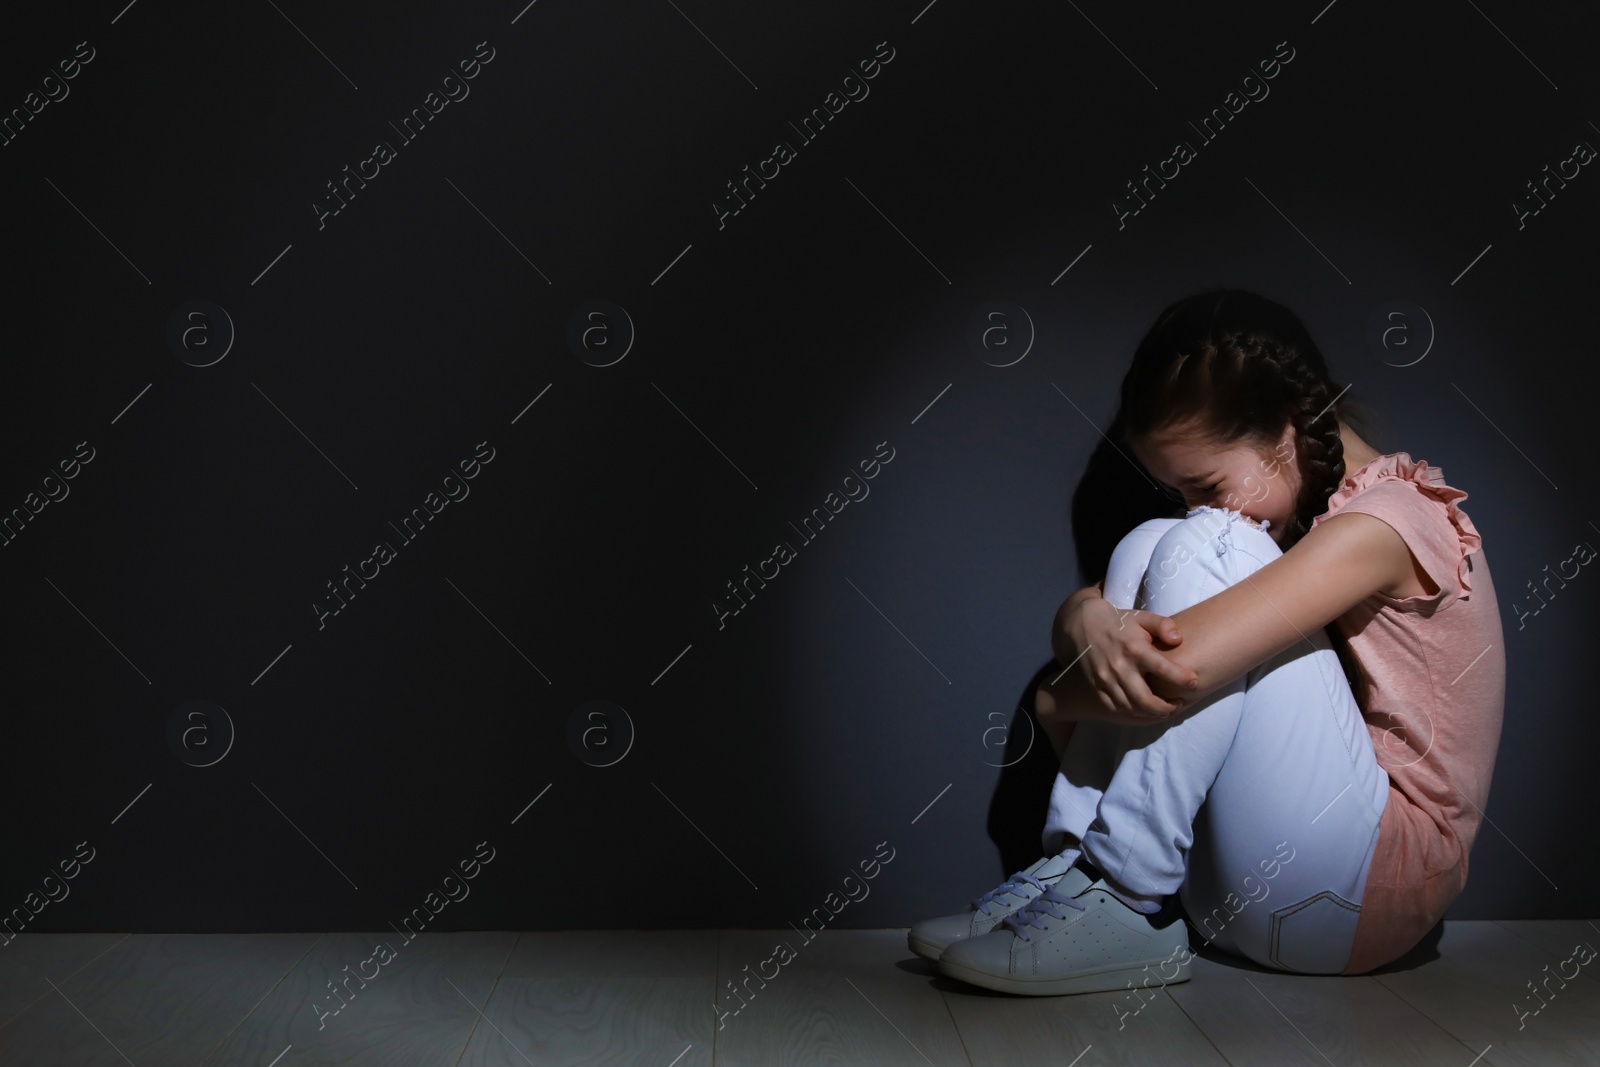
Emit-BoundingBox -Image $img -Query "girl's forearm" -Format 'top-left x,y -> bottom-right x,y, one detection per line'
1035,582 -> 1111,758
1034,663 -> 1103,759
1035,656 -> 1102,725
1051,582 -> 1104,666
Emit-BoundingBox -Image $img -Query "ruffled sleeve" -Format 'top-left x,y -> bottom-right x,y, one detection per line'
1310,452 -> 1484,613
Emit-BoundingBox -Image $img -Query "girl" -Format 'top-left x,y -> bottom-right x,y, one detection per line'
910,288 -> 1505,995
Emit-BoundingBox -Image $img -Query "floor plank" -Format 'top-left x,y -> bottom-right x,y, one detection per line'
453,930 -> 718,1067
0,932 -> 317,1067
0,934 -> 128,1031
712,929 -> 974,1067
1492,920 -> 1600,988
929,937 -> 1227,1067
457,977 -> 711,1067
1372,921 -> 1600,1045
197,931 -> 515,1067
1471,1037 -> 1600,1066
1166,949 -> 1475,1066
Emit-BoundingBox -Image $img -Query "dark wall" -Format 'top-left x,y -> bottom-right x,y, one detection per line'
2,0 -> 1593,936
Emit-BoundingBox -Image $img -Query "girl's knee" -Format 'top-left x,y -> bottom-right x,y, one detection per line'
1141,508 -> 1277,612
1102,517 -> 1186,608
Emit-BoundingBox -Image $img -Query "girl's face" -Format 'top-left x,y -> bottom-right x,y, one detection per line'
1131,418 -> 1301,543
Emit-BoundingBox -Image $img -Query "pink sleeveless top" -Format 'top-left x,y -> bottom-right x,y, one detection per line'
1309,452 -> 1506,974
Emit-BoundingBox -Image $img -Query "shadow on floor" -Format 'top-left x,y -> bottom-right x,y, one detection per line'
889,918 -> 1446,994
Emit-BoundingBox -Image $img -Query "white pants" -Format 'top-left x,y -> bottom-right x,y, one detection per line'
1042,506 -> 1390,974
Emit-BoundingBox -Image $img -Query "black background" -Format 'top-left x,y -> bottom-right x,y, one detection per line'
1,0 -> 1593,934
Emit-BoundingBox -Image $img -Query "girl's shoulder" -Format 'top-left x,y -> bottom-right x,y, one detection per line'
1311,452 -> 1483,614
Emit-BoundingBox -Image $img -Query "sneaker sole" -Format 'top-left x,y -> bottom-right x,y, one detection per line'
938,954 -> 1192,997
907,932 -> 948,961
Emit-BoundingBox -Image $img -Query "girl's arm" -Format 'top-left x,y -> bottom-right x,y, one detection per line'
1037,578 -> 1196,727
1049,579 -> 1105,666
1139,511 -> 1419,704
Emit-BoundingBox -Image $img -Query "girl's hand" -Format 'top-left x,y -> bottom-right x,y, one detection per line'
1057,593 -> 1199,725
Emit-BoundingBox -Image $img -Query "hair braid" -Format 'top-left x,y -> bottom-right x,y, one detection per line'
1257,339 -> 1348,547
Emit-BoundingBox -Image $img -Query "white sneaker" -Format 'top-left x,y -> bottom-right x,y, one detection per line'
937,867 -> 1193,996
906,853 -> 1082,961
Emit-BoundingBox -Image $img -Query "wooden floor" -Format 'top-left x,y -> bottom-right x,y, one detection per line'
1,921 -> 1597,1065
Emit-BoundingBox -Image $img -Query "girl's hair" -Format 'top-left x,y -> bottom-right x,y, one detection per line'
1110,288 -> 1381,547
1103,287 -> 1382,709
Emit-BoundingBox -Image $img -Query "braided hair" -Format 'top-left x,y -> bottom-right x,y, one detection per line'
1115,288 -> 1365,548
1109,288 -> 1382,709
